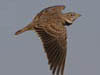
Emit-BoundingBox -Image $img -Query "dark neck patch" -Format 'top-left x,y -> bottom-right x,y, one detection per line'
64,22 -> 72,26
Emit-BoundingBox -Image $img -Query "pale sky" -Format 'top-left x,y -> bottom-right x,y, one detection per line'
0,0 -> 100,75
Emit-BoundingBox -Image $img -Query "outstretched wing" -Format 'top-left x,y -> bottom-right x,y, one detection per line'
36,5 -> 65,20
40,5 -> 65,14
34,23 -> 67,75
45,5 -> 65,13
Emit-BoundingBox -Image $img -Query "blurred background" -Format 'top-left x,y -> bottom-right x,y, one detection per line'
0,0 -> 100,75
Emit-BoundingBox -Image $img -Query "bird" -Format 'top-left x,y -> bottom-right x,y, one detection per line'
15,5 -> 81,75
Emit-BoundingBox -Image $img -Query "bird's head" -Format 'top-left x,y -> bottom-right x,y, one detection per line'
62,12 -> 81,26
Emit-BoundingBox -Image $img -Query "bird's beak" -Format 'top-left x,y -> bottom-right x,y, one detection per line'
75,13 -> 81,19
72,13 -> 81,22
70,13 -> 81,28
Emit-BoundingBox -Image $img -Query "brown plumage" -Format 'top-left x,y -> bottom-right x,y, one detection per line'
15,5 -> 81,75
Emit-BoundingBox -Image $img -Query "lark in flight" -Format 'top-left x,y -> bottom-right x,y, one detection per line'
15,5 -> 81,75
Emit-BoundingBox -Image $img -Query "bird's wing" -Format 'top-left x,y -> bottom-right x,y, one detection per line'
46,5 -> 65,12
34,23 -> 67,75
39,5 -> 65,15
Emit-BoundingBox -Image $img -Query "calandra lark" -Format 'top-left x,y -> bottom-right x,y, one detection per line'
15,5 -> 81,75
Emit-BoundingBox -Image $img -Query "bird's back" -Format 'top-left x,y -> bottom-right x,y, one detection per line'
33,5 -> 66,29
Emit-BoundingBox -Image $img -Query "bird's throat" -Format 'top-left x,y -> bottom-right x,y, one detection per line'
64,21 -> 72,26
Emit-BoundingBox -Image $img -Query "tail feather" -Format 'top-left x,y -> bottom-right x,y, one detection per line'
15,28 -> 27,35
15,22 -> 33,35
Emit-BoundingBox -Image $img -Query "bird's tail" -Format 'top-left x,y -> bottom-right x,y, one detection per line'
15,22 -> 33,35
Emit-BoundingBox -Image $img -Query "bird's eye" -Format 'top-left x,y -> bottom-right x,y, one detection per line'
70,14 -> 74,16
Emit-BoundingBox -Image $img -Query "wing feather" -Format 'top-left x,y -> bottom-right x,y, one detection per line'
34,24 -> 67,75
